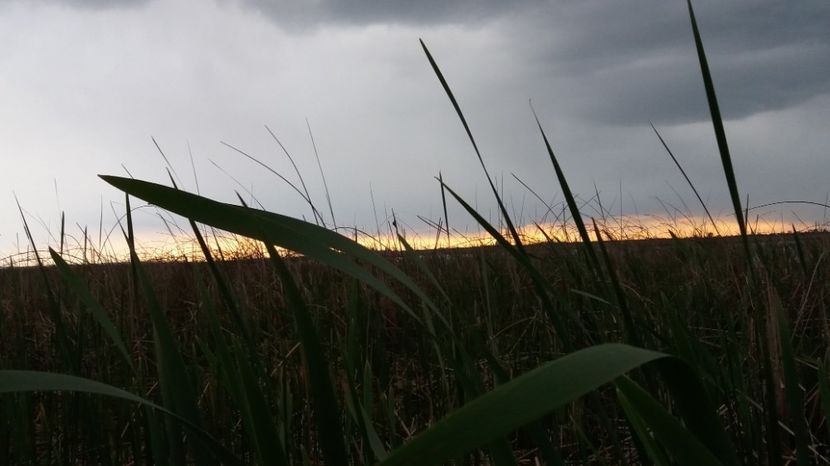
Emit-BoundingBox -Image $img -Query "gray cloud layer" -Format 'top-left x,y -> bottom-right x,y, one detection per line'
32,0 -> 830,126
510,1 -> 830,125
238,0 -> 830,126
2,0 -> 829,254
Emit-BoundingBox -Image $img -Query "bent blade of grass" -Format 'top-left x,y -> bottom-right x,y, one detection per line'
16,198 -> 76,372
124,194 -> 215,466
49,248 -> 134,372
616,377 -> 724,466
650,123 -> 721,236
0,370 -> 240,465
592,220 -> 640,347
100,175 -> 448,333
439,178 -> 578,350
379,344 -> 665,466
531,107 -> 602,278
265,243 -> 349,465
420,39 -> 526,253
618,390 -> 671,465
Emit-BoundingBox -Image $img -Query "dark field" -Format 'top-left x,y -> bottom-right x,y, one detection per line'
1,230 -> 828,464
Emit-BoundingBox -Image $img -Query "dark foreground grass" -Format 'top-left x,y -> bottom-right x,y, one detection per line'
0,233 -> 828,464
1,2 -> 829,464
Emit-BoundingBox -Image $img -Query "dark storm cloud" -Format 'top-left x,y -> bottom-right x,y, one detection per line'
243,0 -> 829,126
239,0 -> 542,27
514,0 -> 830,125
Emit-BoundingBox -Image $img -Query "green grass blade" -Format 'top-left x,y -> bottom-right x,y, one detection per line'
124,194 -> 215,466
617,388 -> 670,465
48,248 -> 134,372
420,39 -> 526,253
265,243 -> 349,465
439,179 -> 578,350
686,0 -> 746,242
16,198 -> 76,372
592,220 -> 640,347
650,123 -> 721,236
531,108 -> 602,277
378,344 -> 666,466
616,377 -> 724,466
0,370 -> 240,465
99,175 -> 446,333
775,300 -> 810,466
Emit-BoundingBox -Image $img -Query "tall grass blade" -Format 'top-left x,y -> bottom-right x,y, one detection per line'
15,197 -> 76,372
616,377 -> 724,466
420,39 -> 526,252
48,248 -> 134,371
0,371 -> 240,465
819,353 -> 830,447
592,220 -> 640,347
650,123 -> 721,236
774,298 -> 810,466
439,179 -> 578,349
380,344 -> 684,466
530,107 -> 601,277
265,243 -> 348,465
686,0 -> 746,242
124,194 -> 215,466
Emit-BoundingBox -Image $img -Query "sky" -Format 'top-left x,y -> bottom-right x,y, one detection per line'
1,0 -> 829,258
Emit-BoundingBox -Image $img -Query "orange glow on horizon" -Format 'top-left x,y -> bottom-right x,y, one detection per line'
5,212 -> 822,267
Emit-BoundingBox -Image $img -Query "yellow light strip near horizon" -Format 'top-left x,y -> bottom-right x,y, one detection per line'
3,212 -> 820,268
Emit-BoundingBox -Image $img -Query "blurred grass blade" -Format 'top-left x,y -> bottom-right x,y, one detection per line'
379,344 -> 665,466
616,377 -> 724,466
774,296 -> 810,466
49,248 -> 134,372
0,370 -> 240,465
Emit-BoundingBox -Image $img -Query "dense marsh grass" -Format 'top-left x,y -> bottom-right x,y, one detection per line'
1,2 -> 829,464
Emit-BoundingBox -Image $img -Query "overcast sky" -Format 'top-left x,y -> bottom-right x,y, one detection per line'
1,0 -> 829,257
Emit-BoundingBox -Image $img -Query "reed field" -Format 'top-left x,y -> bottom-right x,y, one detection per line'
1,3 -> 828,465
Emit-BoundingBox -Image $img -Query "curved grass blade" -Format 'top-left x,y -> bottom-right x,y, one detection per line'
99,176 -> 447,333
616,377 -> 724,466
48,248 -> 134,372
124,194 -> 214,466
0,370 -> 240,465
378,344 -> 664,466
617,389 -> 671,465
380,343 -> 735,466
265,243 -> 348,465
530,107 -> 601,278
650,123 -> 721,236
420,39 -> 526,253
439,178 -> 579,350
